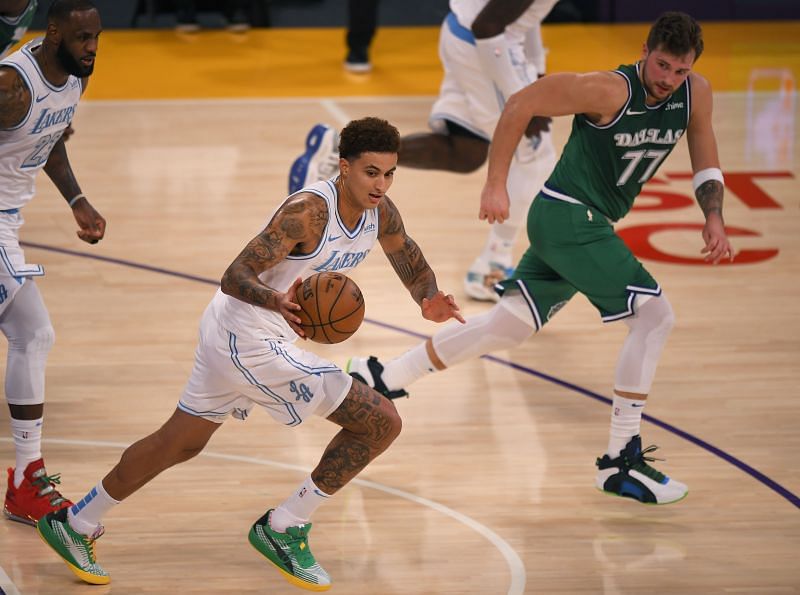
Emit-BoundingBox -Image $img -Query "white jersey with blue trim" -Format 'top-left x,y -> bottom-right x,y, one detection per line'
0,39 -> 82,210
210,178 -> 380,340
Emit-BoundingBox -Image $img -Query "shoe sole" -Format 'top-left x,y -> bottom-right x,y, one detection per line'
3,506 -> 36,526
596,486 -> 689,505
248,529 -> 331,592
36,522 -> 111,585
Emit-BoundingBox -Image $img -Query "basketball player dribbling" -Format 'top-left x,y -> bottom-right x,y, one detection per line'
37,117 -> 464,591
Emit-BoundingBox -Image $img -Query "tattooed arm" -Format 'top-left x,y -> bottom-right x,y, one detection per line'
220,193 -> 328,331
0,66 -> 31,130
687,73 -> 733,264
378,195 -> 464,323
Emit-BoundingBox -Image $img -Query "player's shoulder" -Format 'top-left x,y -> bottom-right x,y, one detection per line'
688,71 -> 712,93
281,190 -> 328,217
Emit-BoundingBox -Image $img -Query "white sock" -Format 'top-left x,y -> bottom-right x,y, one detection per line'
68,480 -> 120,536
607,394 -> 646,457
11,417 -> 43,487
270,476 -> 331,533
382,342 -> 437,391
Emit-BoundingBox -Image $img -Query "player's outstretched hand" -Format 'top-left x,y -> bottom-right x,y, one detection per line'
70,197 -> 106,245
422,291 -> 465,324
479,181 -> 510,224
283,276 -> 306,337
701,215 -> 734,264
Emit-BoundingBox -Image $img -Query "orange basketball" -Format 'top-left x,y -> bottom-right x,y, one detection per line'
295,272 -> 365,344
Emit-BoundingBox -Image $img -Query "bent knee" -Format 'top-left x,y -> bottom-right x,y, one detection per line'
381,401 -> 403,445
8,324 -> 55,353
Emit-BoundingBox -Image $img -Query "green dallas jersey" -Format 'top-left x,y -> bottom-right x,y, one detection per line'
0,0 -> 37,57
543,62 -> 691,222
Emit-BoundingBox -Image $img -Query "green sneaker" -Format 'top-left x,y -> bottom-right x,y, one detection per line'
248,509 -> 331,591
36,508 -> 110,585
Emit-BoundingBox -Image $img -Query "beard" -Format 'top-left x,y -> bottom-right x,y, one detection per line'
56,41 -> 94,77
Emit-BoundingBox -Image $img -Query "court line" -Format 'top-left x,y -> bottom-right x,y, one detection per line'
0,566 -> 21,595
78,91 -> 766,108
20,240 -> 800,510
0,437 -> 526,595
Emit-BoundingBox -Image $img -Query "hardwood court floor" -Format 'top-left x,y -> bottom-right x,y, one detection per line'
0,22 -> 798,595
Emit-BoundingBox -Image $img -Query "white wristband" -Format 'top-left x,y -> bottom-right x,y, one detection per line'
692,168 -> 724,192
68,193 -> 85,207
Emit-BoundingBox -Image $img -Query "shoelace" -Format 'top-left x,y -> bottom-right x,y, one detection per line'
32,470 -> 67,506
631,444 -> 667,483
84,525 -> 105,563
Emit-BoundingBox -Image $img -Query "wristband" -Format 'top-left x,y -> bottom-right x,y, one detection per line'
692,168 -> 724,192
68,193 -> 85,207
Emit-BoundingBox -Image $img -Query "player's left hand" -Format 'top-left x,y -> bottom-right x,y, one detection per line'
701,214 -> 734,264
479,181 -> 510,224
70,196 -> 106,244
422,291 -> 465,324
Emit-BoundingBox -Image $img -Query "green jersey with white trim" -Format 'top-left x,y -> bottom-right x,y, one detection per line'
544,62 -> 690,221
0,0 -> 36,57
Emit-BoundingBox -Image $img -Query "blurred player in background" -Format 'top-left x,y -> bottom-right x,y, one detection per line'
290,0 -> 559,303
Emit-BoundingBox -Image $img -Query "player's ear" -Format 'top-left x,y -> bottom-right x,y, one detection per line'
640,43 -> 649,60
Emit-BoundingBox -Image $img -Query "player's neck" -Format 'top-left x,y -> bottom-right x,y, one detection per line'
335,177 -> 364,229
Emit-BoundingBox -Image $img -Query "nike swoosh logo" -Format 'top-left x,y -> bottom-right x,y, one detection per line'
631,403 -> 645,407
35,93 -> 50,103
626,109 -> 646,115
327,235 -> 341,242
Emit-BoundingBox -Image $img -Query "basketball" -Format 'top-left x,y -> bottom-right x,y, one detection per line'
295,272 -> 365,344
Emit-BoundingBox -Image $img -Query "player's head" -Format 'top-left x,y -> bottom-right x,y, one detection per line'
338,117 -> 400,210
640,12 -> 703,101
46,0 -> 101,78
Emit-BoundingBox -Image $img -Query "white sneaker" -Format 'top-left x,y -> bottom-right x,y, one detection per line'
464,258 -> 513,303
595,435 -> 688,505
288,124 -> 340,194
346,356 -> 408,400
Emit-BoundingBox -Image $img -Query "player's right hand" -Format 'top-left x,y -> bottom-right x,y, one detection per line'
282,277 -> 306,338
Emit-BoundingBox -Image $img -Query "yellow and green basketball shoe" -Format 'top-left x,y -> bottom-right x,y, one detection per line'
248,509 -> 331,591
36,508 -> 109,585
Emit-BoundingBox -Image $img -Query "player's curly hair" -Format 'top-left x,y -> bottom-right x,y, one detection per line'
647,12 -> 704,61
339,117 -> 400,160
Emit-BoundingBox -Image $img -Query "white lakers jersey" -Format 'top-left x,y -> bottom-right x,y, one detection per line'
210,178 -> 380,340
0,39 -> 82,210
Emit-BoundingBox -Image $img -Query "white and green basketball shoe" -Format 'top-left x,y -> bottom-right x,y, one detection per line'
249,509 -> 331,591
36,508 -> 110,585
595,435 -> 688,505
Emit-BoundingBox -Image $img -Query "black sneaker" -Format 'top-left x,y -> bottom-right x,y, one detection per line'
595,435 -> 688,504
346,356 -> 408,400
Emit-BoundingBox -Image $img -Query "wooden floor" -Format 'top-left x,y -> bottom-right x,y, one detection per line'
0,23 -> 798,594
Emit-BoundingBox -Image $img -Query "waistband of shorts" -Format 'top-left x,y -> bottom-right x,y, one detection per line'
445,12 -> 476,46
540,184 -> 617,224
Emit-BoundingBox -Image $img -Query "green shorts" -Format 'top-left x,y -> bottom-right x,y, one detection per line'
498,195 -> 660,329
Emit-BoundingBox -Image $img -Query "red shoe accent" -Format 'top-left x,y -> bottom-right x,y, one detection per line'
3,458 -> 72,526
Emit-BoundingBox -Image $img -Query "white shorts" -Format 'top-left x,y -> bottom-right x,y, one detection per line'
429,14 -> 553,163
0,209 -> 44,316
178,304 -> 352,426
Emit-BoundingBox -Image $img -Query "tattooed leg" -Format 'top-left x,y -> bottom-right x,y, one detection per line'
314,380 -> 402,494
